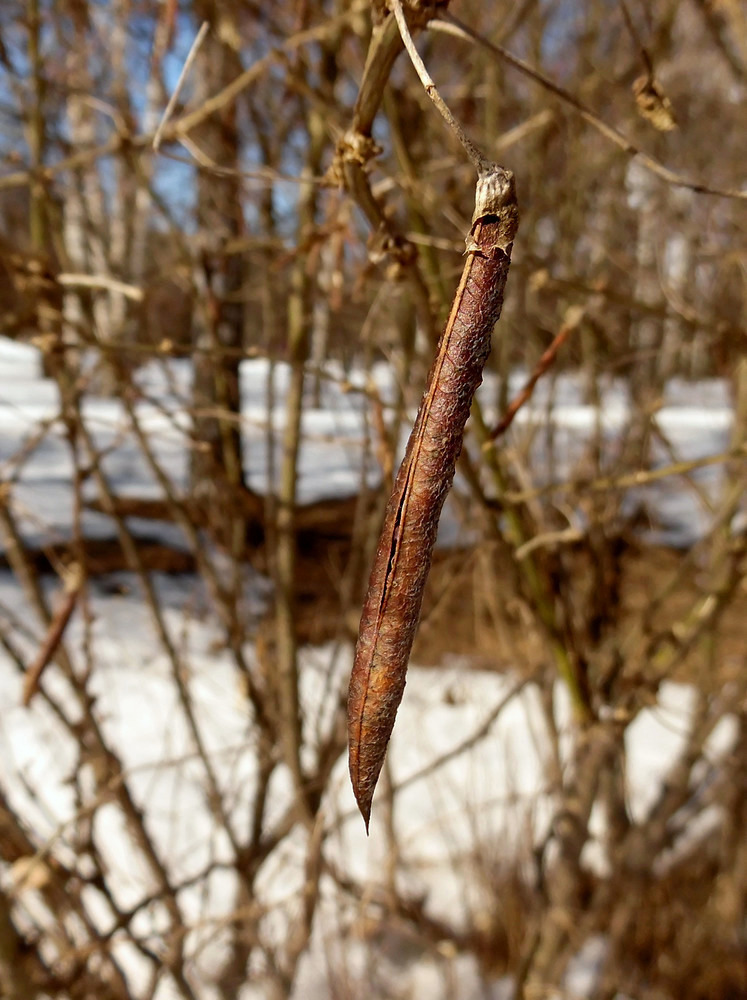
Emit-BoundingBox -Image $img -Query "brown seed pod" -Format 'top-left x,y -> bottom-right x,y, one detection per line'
348,166 -> 519,830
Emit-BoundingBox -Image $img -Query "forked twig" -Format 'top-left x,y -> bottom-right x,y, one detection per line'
431,14 -> 744,199
503,446 -> 747,505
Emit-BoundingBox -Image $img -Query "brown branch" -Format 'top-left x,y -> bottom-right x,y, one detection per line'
153,20 -> 209,151
329,0 -> 440,367
0,8 -> 361,193
22,564 -> 83,706
503,447 -> 746,505
485,305 -> 584,443
618,0 -> 653,78
431,15 -> 745,200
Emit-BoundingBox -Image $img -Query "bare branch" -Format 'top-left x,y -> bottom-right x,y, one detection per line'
153,20 -> 209,151
390,0 -> 491,175
431,14 -> 746,199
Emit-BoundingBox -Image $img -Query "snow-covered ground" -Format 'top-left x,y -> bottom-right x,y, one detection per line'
0,338 -> 735,550
0,337 -> 740,998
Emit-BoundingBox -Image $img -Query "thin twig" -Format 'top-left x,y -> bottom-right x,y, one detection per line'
485,305 -> 584,444
22,564 -> 83,706
503,447 -> 745,505
515,525 -> 584,560
389,0 -> 491,175
0,8 -> 365,194
431,15 -> 745,200
153,20 -> 209,151
619,0 -> 653,77
57,273 -> 144,301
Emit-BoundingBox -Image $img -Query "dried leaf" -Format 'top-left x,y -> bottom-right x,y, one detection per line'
633,75 -> 678,132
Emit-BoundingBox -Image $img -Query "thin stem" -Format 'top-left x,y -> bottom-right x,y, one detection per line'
153,20 -> 209,151
618,0 -> 654,77
389,0 -> 492,176
432,14 -> 746,200
485,305 -> 583,442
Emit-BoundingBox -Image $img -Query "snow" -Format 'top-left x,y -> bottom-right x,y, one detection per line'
1,344 -> 737,552
0,337 -> 740,998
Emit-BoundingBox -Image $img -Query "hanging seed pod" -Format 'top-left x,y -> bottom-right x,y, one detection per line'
348,166 -> 519,830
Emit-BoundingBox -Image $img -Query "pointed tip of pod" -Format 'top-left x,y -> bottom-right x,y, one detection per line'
352,780 -> 373,835
360,803 -> 371,836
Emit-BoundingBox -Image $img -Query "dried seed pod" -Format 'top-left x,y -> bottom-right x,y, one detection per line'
348,166 -> 519,830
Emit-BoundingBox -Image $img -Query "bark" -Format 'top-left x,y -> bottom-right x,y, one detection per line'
190,1 -> 246,545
